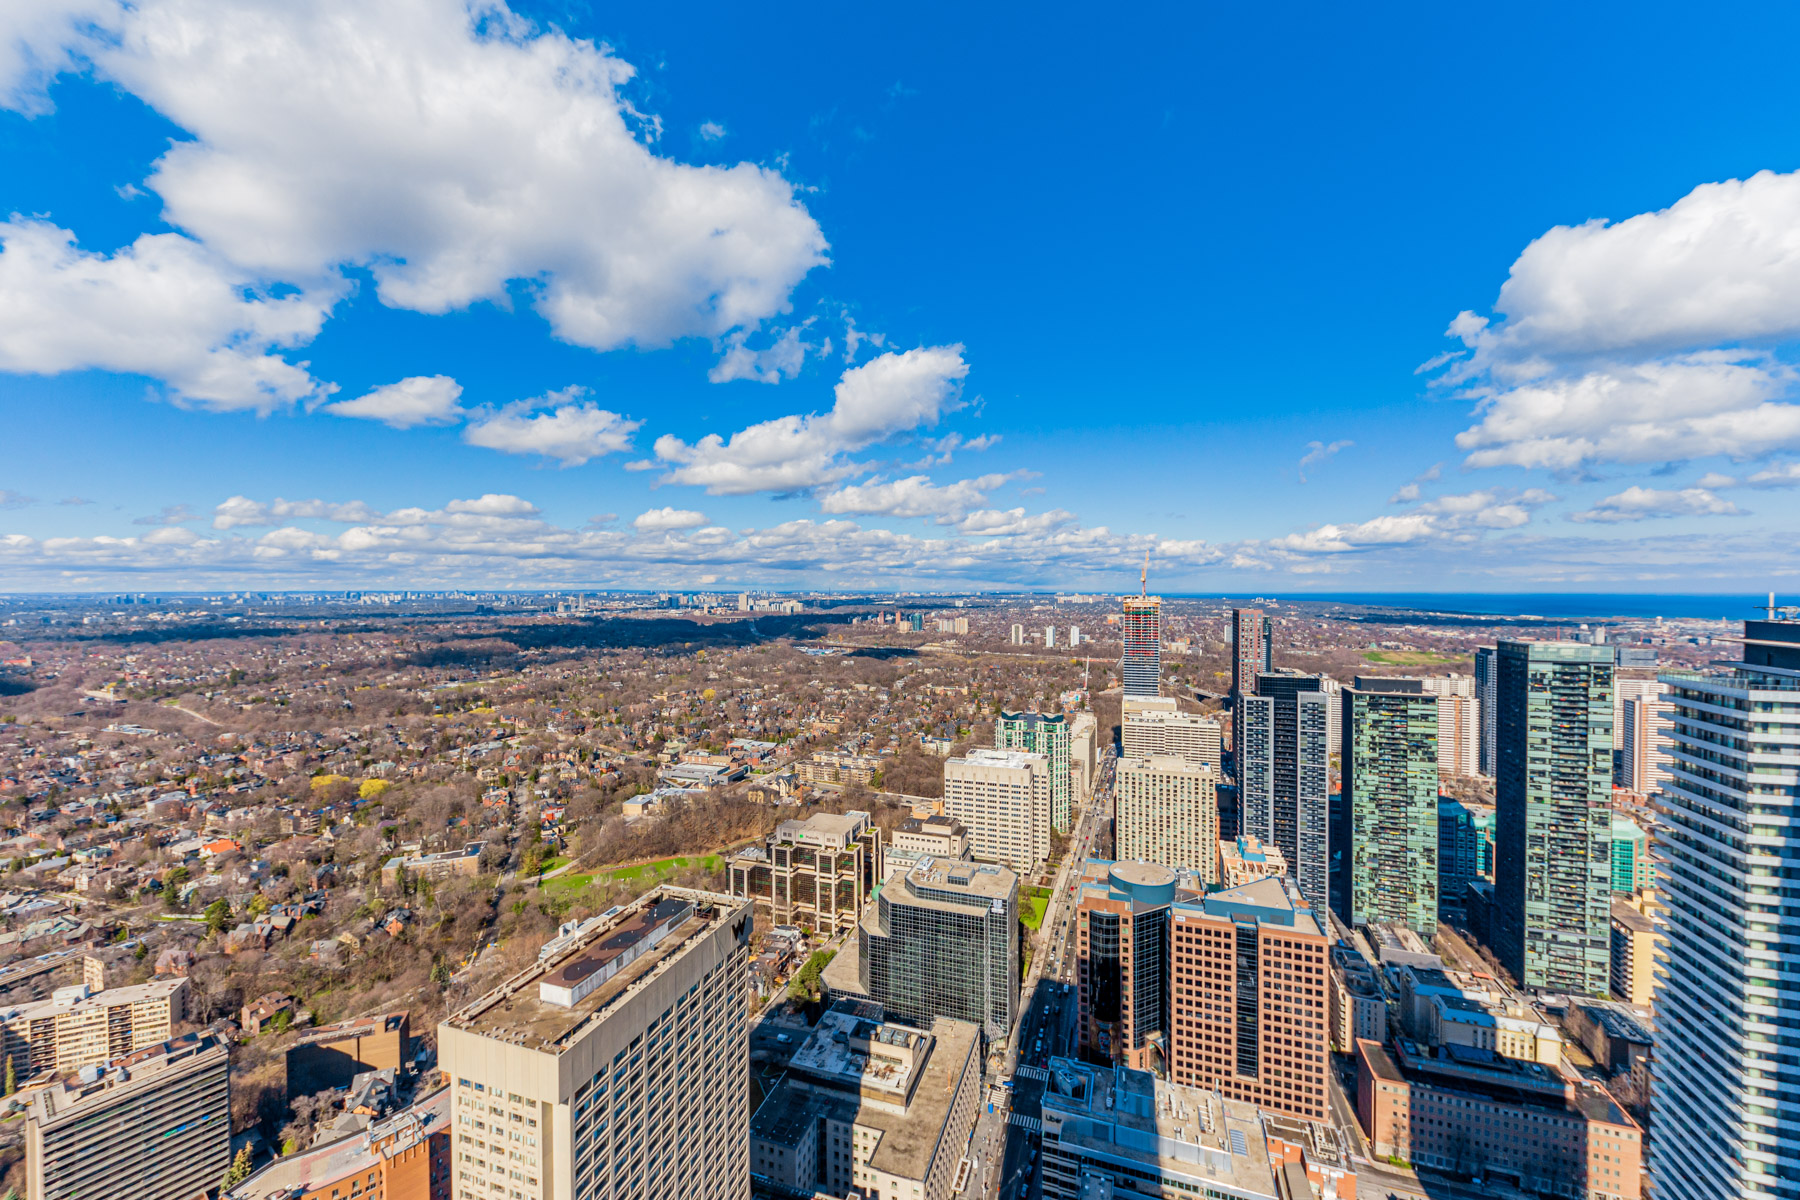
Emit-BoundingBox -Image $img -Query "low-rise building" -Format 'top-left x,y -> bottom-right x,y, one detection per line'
1609,898 -> 1658,1008
1219,834 -> 1287,888
1039,1057 -> 1278,1200
0,976 -> 188,1076
27,1033 -> 231,1200
1567,1001 -> 1654,1082
1356,1038 -> 1640,1199
287,1011 -> 411,1098
226,1086 -> 450,1200
726,810 -> 882,933
749,1001 -> 982,1200
380,842 -> 483,889
1328,946 -> 1388,1054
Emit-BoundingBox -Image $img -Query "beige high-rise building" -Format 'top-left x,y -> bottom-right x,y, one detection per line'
1619,689 -> 1673,793
0,977 -> 187,1077
1421,677 -> 1480,778
27,1032 -> 230,1200
1121,697 -> 1222,771
439,888 -> 752,1200
942,749 -> 1051,870
1069,711 -> 1097,802
1114,755 -> 1220,883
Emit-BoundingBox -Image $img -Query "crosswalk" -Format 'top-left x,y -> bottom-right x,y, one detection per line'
1014,1065 -> 1050,1082
1009,1113 -> 1042,1133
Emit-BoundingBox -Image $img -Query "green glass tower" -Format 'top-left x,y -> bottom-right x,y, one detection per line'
1493,640 -> 1614,994
1337,677 -> 1440,936
1609,815 -> 1650,894
996,710 -> 1072,832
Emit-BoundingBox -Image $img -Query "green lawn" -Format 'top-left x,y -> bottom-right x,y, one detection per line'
1362,650 -> 1467,666
1020,894 -> 1049,930
539,854 -> 723,895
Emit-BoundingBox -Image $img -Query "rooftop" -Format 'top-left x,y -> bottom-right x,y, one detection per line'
948,748 -> 1044,770
900,858 -> 1017,903
445,889 -> 743,1054
2,975 -> 184,1024
226,1088 -> 449,1199
29,1033 -> 225,1125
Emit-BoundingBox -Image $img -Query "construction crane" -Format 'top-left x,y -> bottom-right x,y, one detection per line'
1140,548 -> 1149,598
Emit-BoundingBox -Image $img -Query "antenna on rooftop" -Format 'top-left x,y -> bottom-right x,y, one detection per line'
1140,550 -> 1149,598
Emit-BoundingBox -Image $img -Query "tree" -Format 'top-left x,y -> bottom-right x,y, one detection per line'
4,1054 -> 14,1097
203,898 -> 232,936
228,1145 -> 254,1183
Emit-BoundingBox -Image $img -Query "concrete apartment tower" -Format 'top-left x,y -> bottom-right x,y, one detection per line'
941,748 -> 1051,870
1492,640 -> 1615,995
1616,678 -> 1673,793
439,889 -> 753,1200
1121,696 -> 1222,772
996,709 -> 1074,832
1114,755 -> 1220,882
1239,671 -> 1331,917
1230,607 -> 1272,701
1338,677 -> 1440,937
1651,613 -> 1800,1200
27,1033 -> 231,1200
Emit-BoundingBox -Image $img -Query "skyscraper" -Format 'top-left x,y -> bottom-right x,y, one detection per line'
1121,696 -> 1223,771
854,859 -> 1019,1041
1492,640 -> 1614,995
1616,680 -> 1673,793
1120,596 -> 1162,698
1230,608 -> 1273,701
1076,860 -> 1177,1071
1474,646 -> 1498,778
438,889 -> 753,1200
1652,613 -> 1800,1200
1338,677 -> 1439,936
996,709 -> 1073,832
1421,675 -> 1479,778
941,748 -> 1052,870
1239,671 -> 1330,916
1114,755 -> 1220,882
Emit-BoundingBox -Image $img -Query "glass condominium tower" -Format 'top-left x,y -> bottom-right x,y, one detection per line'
997,710 -> 1074,833
1240,672 -> 1331,917
1338,677 -> 1440,936
1120,596 -> 1162,699
1492,640 -> 1615,994
1652,616 -> 1800,1200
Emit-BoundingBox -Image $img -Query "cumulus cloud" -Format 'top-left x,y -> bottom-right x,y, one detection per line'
212,495 -> 385,529
462,388 -> 641,467
633,507 -> 708,532
698,121 -> 726,141
1567,486 -> 1743,524
0,0 -> 827,403
132,503 -> 200,526
1297,439 -> 1352,482
0,219 -> 336,410
707,325 -> 814,384
325,375 -> 464,428
1698,461 -> 1800,490
818,472 -> 1024,522
1431,169 -> 1800,473
654,345 -> 969,494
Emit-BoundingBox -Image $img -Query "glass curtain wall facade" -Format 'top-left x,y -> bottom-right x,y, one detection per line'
1475,646 -> 1499,778
997,710 -> 1074,833
858,863 -> 1019,1041
1241,673 -> 1330,916
1651,617 -> 1800,1200
1493,640 -> 1615,994
1338,679 -> 1439,936
1120,596 -> 1163,699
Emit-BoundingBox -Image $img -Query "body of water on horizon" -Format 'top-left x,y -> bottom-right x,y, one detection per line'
1174,593 -> 1782,621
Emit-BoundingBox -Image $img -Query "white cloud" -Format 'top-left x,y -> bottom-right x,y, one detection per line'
633,507 -> 708,532
1297,439 -> 1352,482
325,375 -> 464,428
1453,354 -> 1800,471
132,504 -> 200,526
698,121 -> 726,141
212,495 -> 385,529
462,388 -> 641,466
1701,461 -> 1800,490
0,0 -> 828,405
1266,514 -> 1440,554
819,473 -> 1023,522
707,325 -> 813,384
1567,486 -> 1743,524
0,219 -> 335,411
1432,169 -> 1800,472
956,508 -> 1079,537
654,345 -> 969,494
0,490 -> 34,509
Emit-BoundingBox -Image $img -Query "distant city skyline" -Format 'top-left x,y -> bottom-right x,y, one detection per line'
4,3 -> 1800,590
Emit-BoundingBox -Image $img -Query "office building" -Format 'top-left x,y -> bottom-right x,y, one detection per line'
1609,816 -> 1651,895
726,810 -> 882,933
1239,671 -> 1331,916
1070,711 -> 1097,802
1651,614 -> 1800,1200
0,976 -> 187,1077
27,1033 -> 231,1200
1437,798 -> 1495,919
1165,875 -> 1331,1123
1617,685 -> 1673,794
1356,1038 -> 1640,1198
749,1001 -> 982,1200
1493,640 -> 1615,995
996,709 -> 1074,833
288,1011 -> 410,1097
881,815 -> 970,880
1218,834 -> 1286,888
1474,646 -> 1498,778
437,889 -> 752,1200
1076,860 -> 1179,1072
1608,899 -> 1657,1009
1338,678 -> 1439,936
850,859 -> 1019,1041
1121,696 -> 1223,771
1230,607 -> 1273,701
941,748 -> 1051,870
1421,677 -> 1480,778
1039,1059 -> 1279,1200
226,1087 -> 451,1200
1114,756 -> 1220,881
1120,595 -> 1162,698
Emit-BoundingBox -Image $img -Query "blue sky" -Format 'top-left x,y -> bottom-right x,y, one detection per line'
3,0 -> 1799,592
